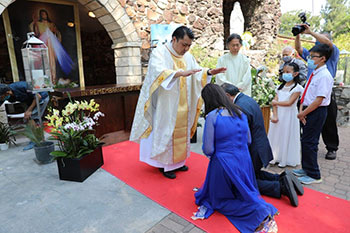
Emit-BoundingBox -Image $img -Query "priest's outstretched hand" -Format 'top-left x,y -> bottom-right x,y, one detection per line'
175,69 -> 202,78
208,67 -> 227,75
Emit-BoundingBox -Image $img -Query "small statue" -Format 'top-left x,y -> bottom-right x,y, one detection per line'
230,2 -> 244,36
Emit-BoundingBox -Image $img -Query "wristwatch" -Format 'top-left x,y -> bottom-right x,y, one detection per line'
207,69 -> 211,75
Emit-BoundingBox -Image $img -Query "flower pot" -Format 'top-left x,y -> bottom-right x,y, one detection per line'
260,105 -> 271,134
34,141 -> 55,164
56,146 -> 104,182
0,143 -> 9,151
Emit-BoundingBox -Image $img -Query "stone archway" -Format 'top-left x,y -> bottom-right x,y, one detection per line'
0,0 -> 143,85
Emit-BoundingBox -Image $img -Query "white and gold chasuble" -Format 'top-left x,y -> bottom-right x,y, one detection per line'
130,42 -> 209,171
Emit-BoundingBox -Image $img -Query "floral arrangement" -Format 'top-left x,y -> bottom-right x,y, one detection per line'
46,98 -> 104,159
251,66 -> 277,107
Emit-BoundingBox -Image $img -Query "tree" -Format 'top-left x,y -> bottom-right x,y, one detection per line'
321,0 -> 350,38
278,10 -> 322,38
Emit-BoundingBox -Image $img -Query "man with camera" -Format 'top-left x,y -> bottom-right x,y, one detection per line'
294,23 -> 340,161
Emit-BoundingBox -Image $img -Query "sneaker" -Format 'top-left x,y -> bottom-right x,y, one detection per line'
23,141 -> 35,151
292,169 -> 307,177
298,175 -> 322,185
325,151 -> 337,160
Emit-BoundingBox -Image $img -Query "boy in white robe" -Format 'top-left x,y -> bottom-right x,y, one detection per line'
130,26 -> 226,179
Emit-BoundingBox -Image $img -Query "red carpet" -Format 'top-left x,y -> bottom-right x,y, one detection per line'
102,141 -> 350,233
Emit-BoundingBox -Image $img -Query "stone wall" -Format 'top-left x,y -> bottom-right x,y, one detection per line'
334,85 -> 350,126
121,0 -> 281,62
121,0 -> 224,62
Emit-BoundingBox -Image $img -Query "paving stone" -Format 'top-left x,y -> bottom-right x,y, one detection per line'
318,184 -> 335,192
329,169 -> 344,176
160,218 -> 186,232
168,213 -> 191,227
182,224 -> 195,233
146,224 -> 176,233
188,227 -> 206,233
335,189 -> 347,195
335,183 -> 350,191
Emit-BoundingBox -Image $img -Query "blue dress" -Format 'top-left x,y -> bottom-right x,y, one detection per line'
194,108 -> 278,232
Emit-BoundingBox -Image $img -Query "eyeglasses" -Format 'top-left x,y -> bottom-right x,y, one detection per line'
307,55 -> 321,59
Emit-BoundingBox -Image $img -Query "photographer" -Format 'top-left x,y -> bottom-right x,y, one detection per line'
294,24 -> 340,160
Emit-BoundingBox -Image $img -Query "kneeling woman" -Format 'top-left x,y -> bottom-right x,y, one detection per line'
193,84 -> 278,233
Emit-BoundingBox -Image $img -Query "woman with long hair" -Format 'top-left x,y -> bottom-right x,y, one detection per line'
193,84 -> 278,232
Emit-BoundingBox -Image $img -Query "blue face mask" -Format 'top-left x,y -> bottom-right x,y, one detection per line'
282,73 -> 294,82
2,95 -> 10,101
307,59 -> 318,70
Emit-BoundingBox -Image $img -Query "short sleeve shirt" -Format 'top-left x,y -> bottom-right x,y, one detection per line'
302,65 -> 333,106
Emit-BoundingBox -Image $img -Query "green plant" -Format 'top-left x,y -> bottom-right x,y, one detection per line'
45,97 -> 104,159
20,120 -> 45,146
251,66 -> 277,107
0,122 -> 16,144
190,44 -> 219,69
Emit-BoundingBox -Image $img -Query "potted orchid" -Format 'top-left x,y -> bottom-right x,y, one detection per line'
46,97 -> 105,182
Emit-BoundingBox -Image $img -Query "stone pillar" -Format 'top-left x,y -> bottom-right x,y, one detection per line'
0,103 -> 8,124
113,41 -> 142,84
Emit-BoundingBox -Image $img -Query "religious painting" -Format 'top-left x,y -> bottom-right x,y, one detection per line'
150,23 -> 181,47
3,0 -> 83,87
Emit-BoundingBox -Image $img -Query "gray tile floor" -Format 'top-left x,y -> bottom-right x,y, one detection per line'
1,120 -> 349,233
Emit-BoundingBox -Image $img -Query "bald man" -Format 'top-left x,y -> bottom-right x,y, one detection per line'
279,46 -> 307,84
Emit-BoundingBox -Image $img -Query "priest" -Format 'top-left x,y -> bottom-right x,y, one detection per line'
130,26 -> 226,179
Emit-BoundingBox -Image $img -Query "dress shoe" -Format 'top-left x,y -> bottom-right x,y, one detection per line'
175,165 -> 188,172
280,174 -> 298,207
281,170 -> 304,196
159,168 -> 176,179
325,151 -> 336,160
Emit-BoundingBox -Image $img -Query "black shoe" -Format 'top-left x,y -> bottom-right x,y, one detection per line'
175,165 -> 188,172
325,151 -> 337,160
280,174 -> 298,207
281,170 -> 304,196
159,168 -> 176,179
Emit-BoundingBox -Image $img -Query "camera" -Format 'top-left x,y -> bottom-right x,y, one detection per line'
291,12 -> 310,36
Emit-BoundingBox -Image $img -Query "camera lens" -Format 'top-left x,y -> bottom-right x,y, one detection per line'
292,25 -> 305,36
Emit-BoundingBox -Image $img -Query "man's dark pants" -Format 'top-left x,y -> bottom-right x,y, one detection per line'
255,158 -> 281,198
301,106 -> 327,180
322,91 -> 339,152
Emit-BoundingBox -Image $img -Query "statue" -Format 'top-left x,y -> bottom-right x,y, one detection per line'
230,2 -> 244,36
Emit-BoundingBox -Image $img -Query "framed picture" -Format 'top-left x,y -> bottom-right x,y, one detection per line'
150,23 -> 181,48
3,0 -> 84,87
